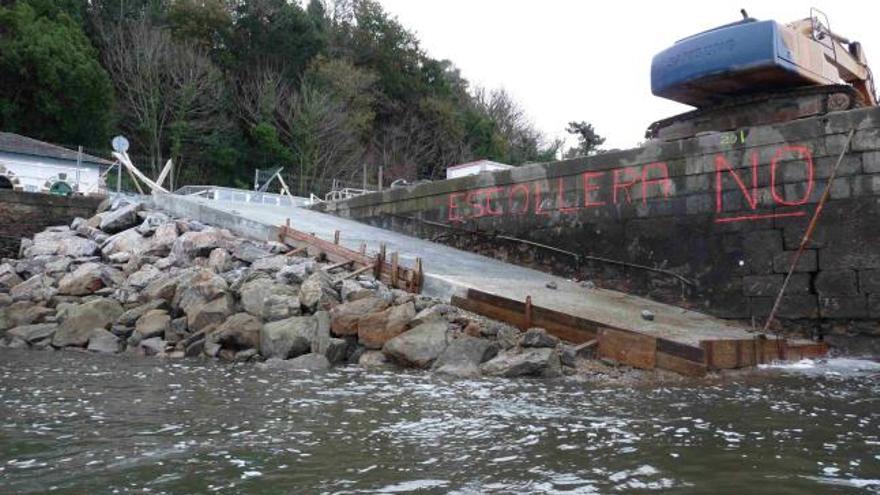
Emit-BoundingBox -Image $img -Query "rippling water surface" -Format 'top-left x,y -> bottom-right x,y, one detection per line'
0,349 -> 878,494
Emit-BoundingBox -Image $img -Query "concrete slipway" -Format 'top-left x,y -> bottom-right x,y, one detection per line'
152,193 -> 825,375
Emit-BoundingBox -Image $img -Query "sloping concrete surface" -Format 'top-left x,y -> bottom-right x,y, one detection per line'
154,194 -> 757,346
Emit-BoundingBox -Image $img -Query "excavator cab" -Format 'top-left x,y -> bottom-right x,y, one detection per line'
647,9 -> 877,141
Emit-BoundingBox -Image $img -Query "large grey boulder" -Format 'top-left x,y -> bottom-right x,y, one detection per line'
101,229 -> 146,258
116,299 -> 168,327
232,243 -> 271,263
239,278 -> 300,321
87,328 -> 120,353
281,353 -> 331,371
52,298 -> 123,347
260,315 -> 317,359
0,263 -> 23,291
144,222 -> 179,256
10,274 -> 56,302
520,327 -> 560,348
251,255 -> 292,273
207,248 -> 231,273
99,202 -> 142,233
479,348 -> 562,378
299,271 -> 338,312
135,309 -> 170,339
6,323 -> 57,345
172,269 -> 233,331
382,321 -> 449,369
126,264 -> 163,289
171,228 -> 232,260
210,312 -> 262,352
340,279 -> 373,302
433,336 -> 498,378
187,295 -> 234,332
275,261 -> 315,285
135,211 -> 170,236
0,302 -> 53,331
58,263 -> 124,296
24,231 -> 99,258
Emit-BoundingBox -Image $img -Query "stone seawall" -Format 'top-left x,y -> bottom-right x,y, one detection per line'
318,107 -> 880,338
0,190 -> 103,258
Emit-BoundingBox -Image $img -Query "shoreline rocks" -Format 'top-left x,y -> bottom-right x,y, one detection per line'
0,199 -> 602,381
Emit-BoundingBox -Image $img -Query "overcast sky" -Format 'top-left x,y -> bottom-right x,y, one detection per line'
378,0 -> 878,152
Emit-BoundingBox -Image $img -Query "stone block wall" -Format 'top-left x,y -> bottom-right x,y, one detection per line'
319,107 -> 880,337
0,190 -> 103,258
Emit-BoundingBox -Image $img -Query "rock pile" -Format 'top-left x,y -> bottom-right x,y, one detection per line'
0,199 -> 590,378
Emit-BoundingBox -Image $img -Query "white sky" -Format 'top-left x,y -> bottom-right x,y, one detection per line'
378,0 -> 879,152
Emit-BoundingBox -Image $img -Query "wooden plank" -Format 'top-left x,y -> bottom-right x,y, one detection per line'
785,342 -> 829,361
466,289 -> 608,336
390,252 -> 399,287
597,328 -> 657,369
656,352 -> 707,377
450,295 -> 597,344
337,264 -> 374,281
657,338 -> 704,363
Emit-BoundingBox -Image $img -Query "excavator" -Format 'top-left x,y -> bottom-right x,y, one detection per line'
647,9 -> 878,141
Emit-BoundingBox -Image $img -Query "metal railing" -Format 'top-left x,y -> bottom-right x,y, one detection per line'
173,185 -> 310,207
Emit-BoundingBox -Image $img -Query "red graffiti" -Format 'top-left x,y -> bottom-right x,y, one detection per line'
612,167 -> 641,204
714,145 -> 813,223
582,171 -> 605,207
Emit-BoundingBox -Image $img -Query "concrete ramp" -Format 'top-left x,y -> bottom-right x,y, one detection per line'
153,193 -> 826,376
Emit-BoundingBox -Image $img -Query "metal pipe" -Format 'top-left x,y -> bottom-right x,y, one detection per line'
762,129 -> 856,334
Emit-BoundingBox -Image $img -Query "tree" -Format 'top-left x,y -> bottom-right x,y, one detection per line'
101,20 -> 225,177
0,2 -> 114,148
564,121 -> 605,158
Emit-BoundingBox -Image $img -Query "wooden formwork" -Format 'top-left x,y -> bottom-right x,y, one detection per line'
277,222 -> 424,293
450,288 -> 828,377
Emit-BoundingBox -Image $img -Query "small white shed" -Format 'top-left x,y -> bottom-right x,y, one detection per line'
0,132 -> 112,195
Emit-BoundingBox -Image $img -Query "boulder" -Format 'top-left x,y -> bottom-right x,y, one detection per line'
126,264 -> 162,289
101,229 -> 146,258
171,228 -> 232,260
135,309 -> 171,339
210,312 -> 262,351
52,298 -> 123,347
410,304 -> 453,327
260,315 -> 316,359
357,302 -> 415,349
275,261 -> 315,285
143,272 -> 182,303
186,295 -> 234,332
207,248 -> 231,273
24,231 -> 99,258
299,271 -> 338,311
232,243 -> 271,263
520,327 -> 560,348
251,255 -> 291,273
144,223 -> 179,256
382,321 -> 449,369
6,323 -> 57,345
10,274 -> 56,302
329,297 -> 389,336
358,350 -> 393,370
433,336 -> 498,378
496,326 -> 522,350
239,278 -> 300,321
340,279 -> 373,302
282,353 -> 331,371
58,263 -> 124,296
172,269 -> 228,312
0,302 -> 53,331
0,264 -> 23,290
479,348 -> 562,378
135,211 -> 170,236
99,202 -> 142,233
324,338 -> 349,365
166,316 -> 188,344
139,337 -> 166,356
87,328 -> 120,353
116,299 -> 168,327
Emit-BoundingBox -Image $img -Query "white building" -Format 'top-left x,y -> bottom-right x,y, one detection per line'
0,132 -> 112,195
445,159 -> 513,180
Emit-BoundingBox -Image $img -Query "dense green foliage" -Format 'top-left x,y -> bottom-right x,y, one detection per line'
0,0 -> 596,194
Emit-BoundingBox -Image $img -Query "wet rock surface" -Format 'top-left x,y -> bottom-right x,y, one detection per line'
0,199 -> 623,381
